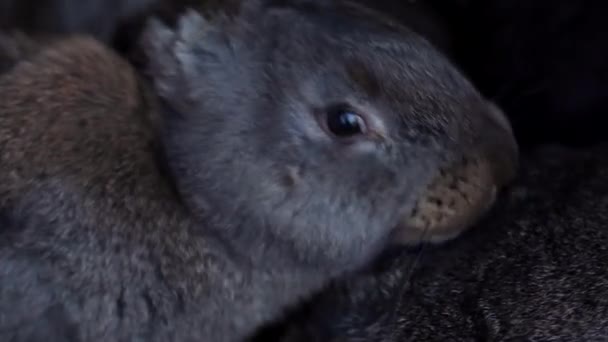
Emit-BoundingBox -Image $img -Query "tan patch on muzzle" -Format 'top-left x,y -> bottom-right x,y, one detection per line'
394,154 -> 515,245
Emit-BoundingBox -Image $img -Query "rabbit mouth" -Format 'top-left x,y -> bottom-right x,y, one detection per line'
391,154 -> 514,246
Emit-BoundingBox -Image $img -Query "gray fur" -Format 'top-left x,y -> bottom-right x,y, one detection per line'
0,1 -> 516,341
273,144 -> 608,341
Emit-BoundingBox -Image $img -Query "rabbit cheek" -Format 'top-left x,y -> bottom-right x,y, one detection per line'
391,155 -> 502,245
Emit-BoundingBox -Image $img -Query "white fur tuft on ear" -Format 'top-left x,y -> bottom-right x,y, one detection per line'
176,9 -> 207,43
142,8 -> 242,110
140,17 -> 182,100
141,11 -> 223,107
173,9 -> 221,80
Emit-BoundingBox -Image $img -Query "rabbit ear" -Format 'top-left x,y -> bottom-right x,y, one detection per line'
140,9 -> 234,107
140,17 -> 181,102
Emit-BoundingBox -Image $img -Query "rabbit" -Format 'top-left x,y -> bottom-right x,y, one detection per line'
0,0 -> 517,341
11,0 -> 608,148
262,142 -> 608,341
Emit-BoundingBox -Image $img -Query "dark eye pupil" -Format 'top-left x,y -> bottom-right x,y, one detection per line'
327,109 -> 365,137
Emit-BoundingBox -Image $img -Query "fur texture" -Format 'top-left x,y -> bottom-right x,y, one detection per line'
4,0 -> 607,148
0,1 -> 517,341
261,143 -> 608,341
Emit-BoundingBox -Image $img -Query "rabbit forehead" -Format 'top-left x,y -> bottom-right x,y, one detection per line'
262,42 -> 478,147
169,2 -> 478,126
254,11 -> 478,111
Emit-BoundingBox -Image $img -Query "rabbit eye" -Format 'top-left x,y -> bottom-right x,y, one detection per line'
326,106 -> 367,137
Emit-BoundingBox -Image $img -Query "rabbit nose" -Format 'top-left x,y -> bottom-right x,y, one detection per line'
392,103 -> 519,245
